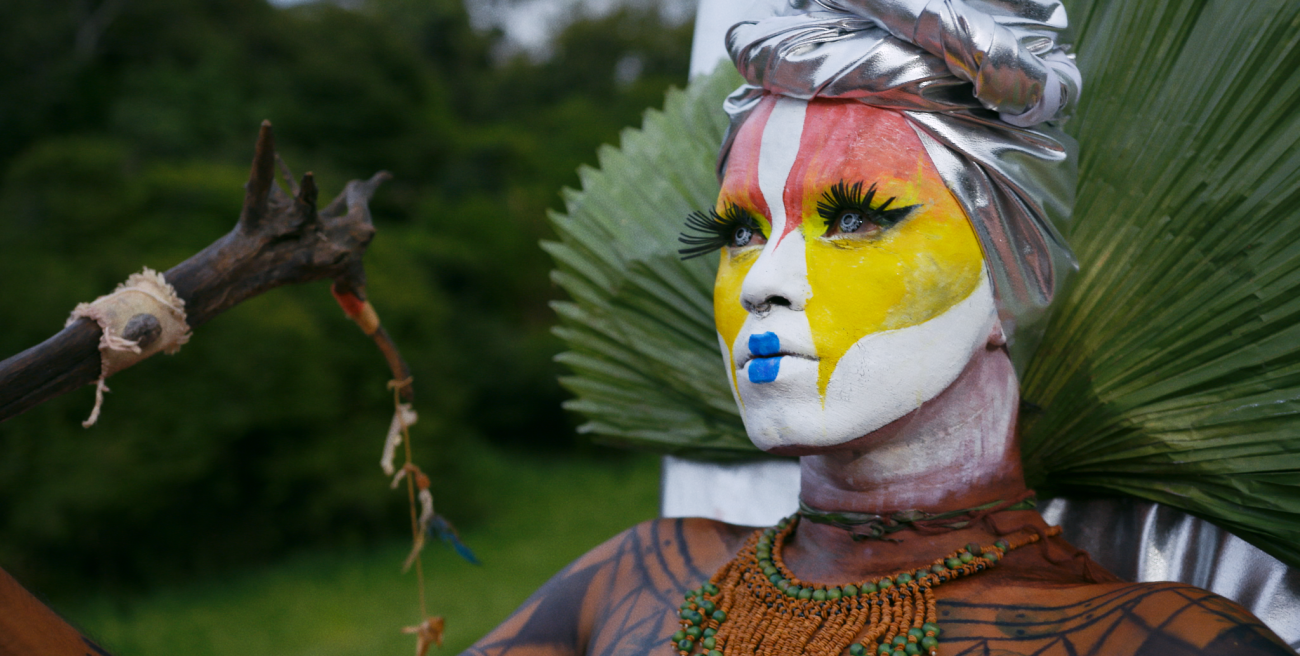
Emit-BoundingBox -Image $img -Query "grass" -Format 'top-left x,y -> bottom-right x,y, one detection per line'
52,451 -> 661,656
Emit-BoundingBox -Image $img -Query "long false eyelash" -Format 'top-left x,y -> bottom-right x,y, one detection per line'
817,180 -> 920,231
678,202 -> 761,260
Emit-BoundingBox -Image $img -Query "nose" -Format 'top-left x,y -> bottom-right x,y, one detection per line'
740,232 -> 811,314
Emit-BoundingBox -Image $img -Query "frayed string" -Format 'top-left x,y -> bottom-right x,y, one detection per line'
382,403 -> 418,476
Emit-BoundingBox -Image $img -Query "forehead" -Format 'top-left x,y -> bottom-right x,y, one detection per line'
720,97 -> 944,223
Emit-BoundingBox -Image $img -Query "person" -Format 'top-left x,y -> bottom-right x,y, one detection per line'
462,2 -> 1295,655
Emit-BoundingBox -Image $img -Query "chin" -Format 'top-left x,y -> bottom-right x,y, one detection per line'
732,277 -> 997,453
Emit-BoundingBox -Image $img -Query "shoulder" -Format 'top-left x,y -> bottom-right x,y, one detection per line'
461,518 -> 754,656
1107,582 -> 1293,655
590,517 -> 756,593
938,580 -> 1294,656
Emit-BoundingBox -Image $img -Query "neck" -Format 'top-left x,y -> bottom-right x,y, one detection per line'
799,343 -> 1026,514
779,345 -> 1036,582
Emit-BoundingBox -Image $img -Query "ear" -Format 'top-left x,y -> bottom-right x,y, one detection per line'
987,316 -> 1007,348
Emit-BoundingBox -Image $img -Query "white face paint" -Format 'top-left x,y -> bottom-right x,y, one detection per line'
729,275 -> 997,450
712,97 -> 997,452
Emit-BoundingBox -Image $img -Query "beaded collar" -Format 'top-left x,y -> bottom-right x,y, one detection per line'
670,515 -> 1059,656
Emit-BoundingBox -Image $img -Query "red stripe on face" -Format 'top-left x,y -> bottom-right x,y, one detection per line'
783,100 -> 931,237
719,96 -> 777,224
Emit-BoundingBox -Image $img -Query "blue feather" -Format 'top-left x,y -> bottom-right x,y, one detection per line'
428,515 -> 480,565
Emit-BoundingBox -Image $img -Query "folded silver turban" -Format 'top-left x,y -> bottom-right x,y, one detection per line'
719,0 -> 1082,368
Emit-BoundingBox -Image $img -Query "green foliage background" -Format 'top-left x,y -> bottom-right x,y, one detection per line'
0,0 -> 691,592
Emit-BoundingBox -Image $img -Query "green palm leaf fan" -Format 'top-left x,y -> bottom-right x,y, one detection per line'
545,0 -> 1300,567
1019,0 -> 1300,568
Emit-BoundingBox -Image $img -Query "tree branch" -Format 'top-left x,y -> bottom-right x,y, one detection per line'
0,121 -> 410,423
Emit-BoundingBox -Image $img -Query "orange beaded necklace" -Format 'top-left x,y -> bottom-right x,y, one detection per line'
670,515 -> 1059,656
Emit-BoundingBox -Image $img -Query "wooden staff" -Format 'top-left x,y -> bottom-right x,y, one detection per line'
0,120 -> 411,423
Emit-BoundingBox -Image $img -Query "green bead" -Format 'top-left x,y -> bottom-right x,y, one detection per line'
686,591 -> 697,600
896,573 -> 913,583
672,630 -> 686,642
703,628 -> 717,638
677,639 -> 693,651
686,610 -> 703,625
703,583 -> 720,595
966,543 -> 982,556
785,585 -> 799,598
763,565 -> 778,577
860,582 -> 877,594
945,558 -> 962,569
921,636 -> 938,649
916,569 -> 929,580
959,552 -> 974,563
700,600 -> 716,614
710,650 -> 723,656
893,635 -> 908,646
904,643 -> 920,655
878,577 -> 893,589
985,552 -> 999,563
680,601 -> 692,610
930,564 -> 946,574
770,574 -> 783,585
922,622 -> 941,636
798,588 -> 813,600
849,643 -> 867,656
702,638 -> 716,649
812,589 -> 827,601
778,579 -> 791,591
712,610 -> 727,622
908,628 -> 924,639
878,645 -> 893,655
827,587 -> 842,600
686,627 -> 702,638
843,584 -> 859,596
892,650 -> 906,656
994,540 -> 1008,551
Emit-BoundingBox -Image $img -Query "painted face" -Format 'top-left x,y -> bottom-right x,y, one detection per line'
710,97 -> 998,450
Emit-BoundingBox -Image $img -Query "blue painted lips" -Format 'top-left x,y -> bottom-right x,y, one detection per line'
747,332 -> 782,384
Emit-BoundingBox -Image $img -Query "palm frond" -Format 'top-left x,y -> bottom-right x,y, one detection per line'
545,64 -> 755,457
1022,0 -> 1300,567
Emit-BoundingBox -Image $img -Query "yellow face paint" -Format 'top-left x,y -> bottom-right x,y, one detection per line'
715,212 -> 769,398
712,97 -> 985,402
800,168 -> 983,396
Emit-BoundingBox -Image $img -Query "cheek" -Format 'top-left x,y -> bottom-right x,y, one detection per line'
714,248 -> 759,365
804,211 -> 985,397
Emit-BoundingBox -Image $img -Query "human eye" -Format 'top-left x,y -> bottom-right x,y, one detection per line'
678,201 -> 768,259
817,180 -> 920,238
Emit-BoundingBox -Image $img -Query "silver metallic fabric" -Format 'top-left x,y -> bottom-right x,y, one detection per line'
1041,496 -> 1300,650
719,0 -> 1082,367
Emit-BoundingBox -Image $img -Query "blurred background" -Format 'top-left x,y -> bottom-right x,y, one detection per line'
0,0 -> 696,652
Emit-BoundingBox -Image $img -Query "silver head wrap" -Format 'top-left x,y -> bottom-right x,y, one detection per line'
720,0 -> 1082,368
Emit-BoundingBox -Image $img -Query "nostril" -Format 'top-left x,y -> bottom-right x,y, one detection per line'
766,295 -> 791,308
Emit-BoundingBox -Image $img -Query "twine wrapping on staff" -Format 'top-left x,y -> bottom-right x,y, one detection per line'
66,267 -> 192,427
